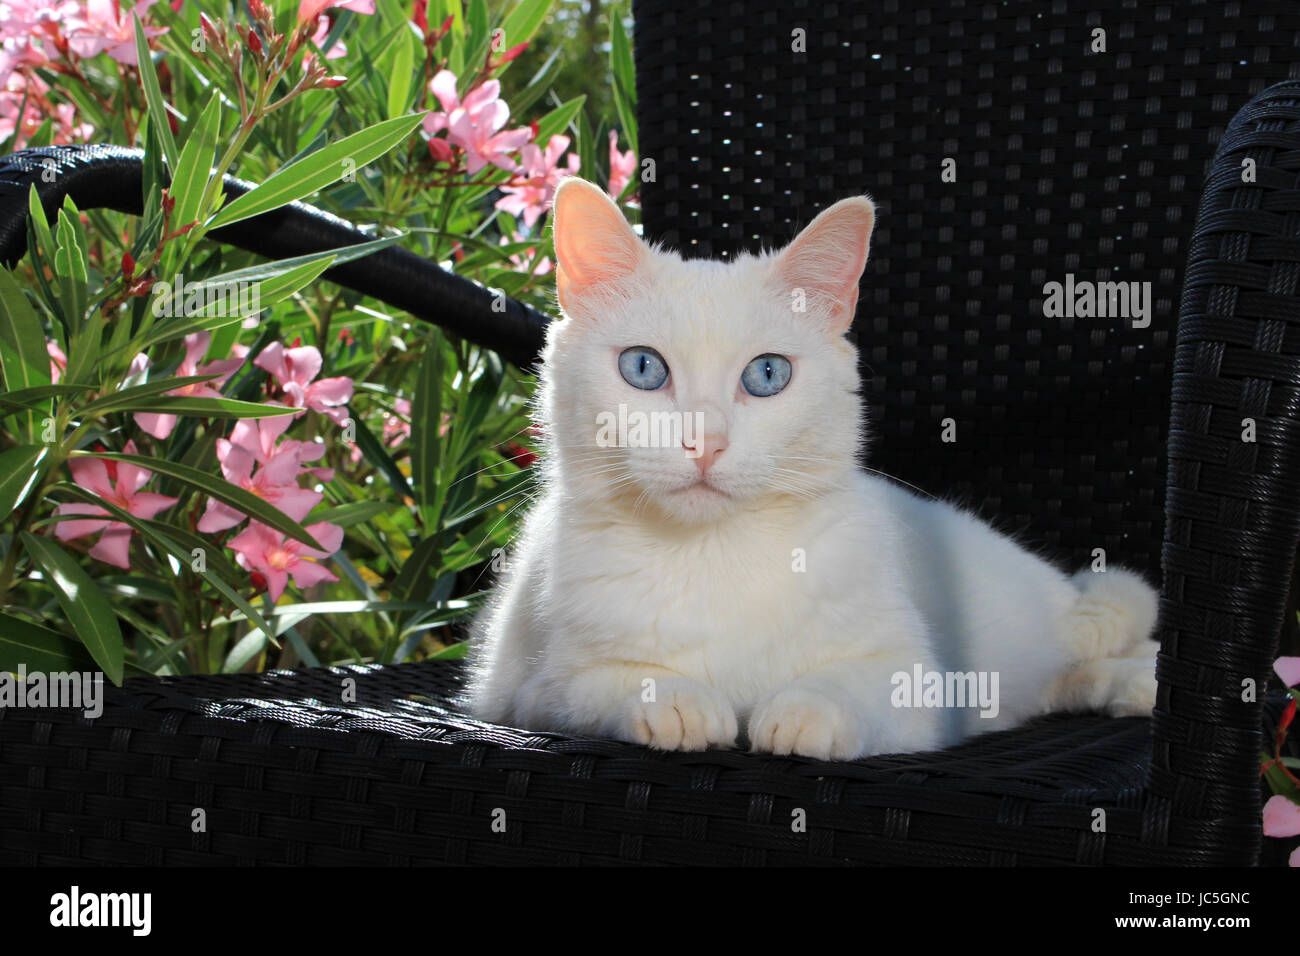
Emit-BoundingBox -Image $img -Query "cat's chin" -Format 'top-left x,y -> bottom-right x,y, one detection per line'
649,479 -> 738,523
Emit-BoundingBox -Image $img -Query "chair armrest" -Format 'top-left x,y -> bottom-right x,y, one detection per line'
1153,80 -> 1300,836
0,144 -> 550,369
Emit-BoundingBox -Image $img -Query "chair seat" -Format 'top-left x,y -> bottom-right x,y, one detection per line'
0,660 -> 1206,866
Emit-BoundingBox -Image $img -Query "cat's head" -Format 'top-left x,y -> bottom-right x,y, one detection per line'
536,178 -> 873,525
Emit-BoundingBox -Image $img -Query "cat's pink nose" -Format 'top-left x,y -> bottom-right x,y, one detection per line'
684,434 -> 728,474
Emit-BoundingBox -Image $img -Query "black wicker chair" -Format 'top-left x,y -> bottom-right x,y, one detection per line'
3,0 -> 1300,865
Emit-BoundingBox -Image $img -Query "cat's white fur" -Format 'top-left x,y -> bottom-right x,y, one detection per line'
465,178 -> 1159,760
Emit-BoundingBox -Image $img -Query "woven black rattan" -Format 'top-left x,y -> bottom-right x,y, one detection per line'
3,0 -> 1300,865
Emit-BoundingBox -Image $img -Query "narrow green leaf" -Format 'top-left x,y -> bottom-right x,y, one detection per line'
310,499 -> 398,527
393,533 -> 441,603
20,532 -> 125,684
134,13 -> 180,171
78,374 -> 222,415
26,185 -> 58,276
0,446 -> 48,522
0,267 -> 53,441
387,31 -> 415,119
209,113 -> 426,229
349,409 -> 414,501
0,612 -> 98,674
500,0 -> 555,57
427,640 -> 469,660
171,92 -> 223,234
86,396 -> 298,419
609,9 -> 638,157
535,95 -> 587,149
411,341 -> 442,521
79,451 -> 325,550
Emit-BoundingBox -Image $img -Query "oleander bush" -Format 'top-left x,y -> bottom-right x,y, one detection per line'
0,0 -> 639,679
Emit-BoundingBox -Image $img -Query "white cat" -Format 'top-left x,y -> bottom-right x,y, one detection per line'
465,178 -> 1159,760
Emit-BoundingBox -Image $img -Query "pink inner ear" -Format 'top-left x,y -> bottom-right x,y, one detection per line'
553,181 -> 644,302
775,198 -> 875,330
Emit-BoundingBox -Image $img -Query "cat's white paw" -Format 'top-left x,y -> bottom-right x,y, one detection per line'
1041,651 -> 1158,717
624,678 -> 738,751
1063,568 -> 1159,661
1101,654 -> 1158,717
748,685 -> 865,761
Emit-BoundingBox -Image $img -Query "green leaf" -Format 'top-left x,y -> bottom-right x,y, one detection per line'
86,396 -> 298,420
20,532 -> 125,685
78,373 -> 222,415
393,533 -> 441,603
386,31 -> 416,119
609,8 -> 638,156
134,13 -> 179,171
0,612 -> 98,674
175,235 -> 400,287
310,499 -> 398,528
499,0 -> 555,56
80,451 -> 325,550
25,186 -> 66,337
208,113 -> 426,229
411,340 -> 443,522
26,185 -> 58,281
0,383 -> 94,421
0,446 -> 48,522
428,640 -> 469,660
349,409 -> 414,501
0,267 -> 53,441
535,96 -> 587,148
170,92 -> 223,236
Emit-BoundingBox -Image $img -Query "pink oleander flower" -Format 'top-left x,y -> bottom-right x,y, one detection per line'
228,520 -> 343,602
0,35 -> 47,90
65,0 -> 166,66
46,340 -> 66,383
1263,794 -> 1300,845
51,440 -> 179,569
608,130 -> 637,200
422,69 -> 532,175
132,332 -> 246,440
229,415 -> 334,483
0,71 -> 92,147
254,341 -> 353,426
495,134 -> 580,228
1276,656 -> 1300,688
196,427 -> 322,533
298,0 -> 373,24
307,14 -> 346,59
381,397 -> 411,448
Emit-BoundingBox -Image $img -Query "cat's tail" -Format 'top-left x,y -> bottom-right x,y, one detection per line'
1044,567 -> 1160,717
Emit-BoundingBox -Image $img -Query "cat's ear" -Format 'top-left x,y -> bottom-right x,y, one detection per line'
552,177 -> 646,317
771,196 -> 875,333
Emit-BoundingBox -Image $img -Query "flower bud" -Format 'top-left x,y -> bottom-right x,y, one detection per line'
427,137 -> 452,163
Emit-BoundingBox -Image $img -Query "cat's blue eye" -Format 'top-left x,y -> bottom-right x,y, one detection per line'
619,347 -> 670,390
741,354 -> 792,397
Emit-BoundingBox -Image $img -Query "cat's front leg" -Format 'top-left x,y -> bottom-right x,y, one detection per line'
748,651 -> 944,760
532,662 -> 739,752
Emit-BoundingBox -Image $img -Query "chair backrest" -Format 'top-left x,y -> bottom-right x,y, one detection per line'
632,0 -> 1300,577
